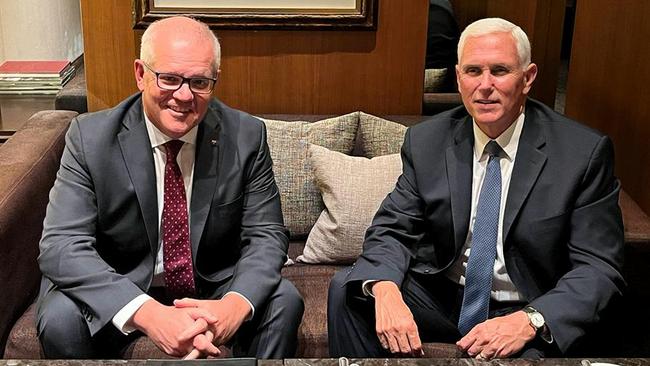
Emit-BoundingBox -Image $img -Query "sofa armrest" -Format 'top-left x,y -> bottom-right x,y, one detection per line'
0,110 -> 76,357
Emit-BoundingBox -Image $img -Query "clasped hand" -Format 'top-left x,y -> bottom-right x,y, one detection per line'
132,294 -> 250,359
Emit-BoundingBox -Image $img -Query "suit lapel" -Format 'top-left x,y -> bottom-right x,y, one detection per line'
118,101 -> 159,255
503,113 -> 547,242
446,117 -> 474,253
190,103 -> 222,257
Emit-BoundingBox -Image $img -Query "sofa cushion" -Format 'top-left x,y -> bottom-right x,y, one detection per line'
297,144 -> 401,264
260,112 -> 359,238
281,263 -> 342,357
358,112 -> 407,158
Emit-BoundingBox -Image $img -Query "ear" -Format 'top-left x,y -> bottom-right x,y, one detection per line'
134,60 -> 146,92
455,64 -> 461,92
522,63 -> 538,95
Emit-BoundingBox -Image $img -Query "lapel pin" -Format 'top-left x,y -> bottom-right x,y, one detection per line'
210,139 -> 218,146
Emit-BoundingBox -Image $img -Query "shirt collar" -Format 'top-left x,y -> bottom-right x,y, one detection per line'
143,112 -> 198,149
472,111 -> 525,162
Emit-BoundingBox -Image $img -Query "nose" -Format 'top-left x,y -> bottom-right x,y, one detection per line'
172,82 -> 194,102
477,72 -> 494,91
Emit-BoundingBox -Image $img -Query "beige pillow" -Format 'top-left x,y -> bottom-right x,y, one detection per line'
297,144 -> 402,264
359,112 -> 407,158
260,112 -> 359,238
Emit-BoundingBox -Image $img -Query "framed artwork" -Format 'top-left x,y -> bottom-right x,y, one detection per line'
133,0 -> 378,30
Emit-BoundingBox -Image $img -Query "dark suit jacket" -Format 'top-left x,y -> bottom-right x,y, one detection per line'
37,93 -> 289,335
346,99 -> 625,353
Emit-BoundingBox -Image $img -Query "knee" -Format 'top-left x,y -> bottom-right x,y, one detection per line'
273,279 -> 304,322
37,290 -> 90,357
328,268 -> 350,307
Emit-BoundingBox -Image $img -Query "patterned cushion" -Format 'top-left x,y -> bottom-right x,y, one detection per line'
358,112 -> 407,158
260,112 -> 359,238
297,144 -> 402,264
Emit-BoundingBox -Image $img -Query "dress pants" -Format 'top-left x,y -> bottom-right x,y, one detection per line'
327,267 -> 557,358
36,277 -> 304,359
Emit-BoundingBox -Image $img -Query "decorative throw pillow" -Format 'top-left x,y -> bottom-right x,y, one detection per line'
260,112 -> 359,238
358,112 -> 407,158
297,144 -> 402,264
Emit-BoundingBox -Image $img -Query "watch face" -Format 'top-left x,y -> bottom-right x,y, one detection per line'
530,312 -> 545,328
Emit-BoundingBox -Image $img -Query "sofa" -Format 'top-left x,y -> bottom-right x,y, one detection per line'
2,109 -> 650,359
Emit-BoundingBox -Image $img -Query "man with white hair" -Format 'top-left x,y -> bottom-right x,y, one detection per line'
36,16 -> 303,359
328,17 -> 624,359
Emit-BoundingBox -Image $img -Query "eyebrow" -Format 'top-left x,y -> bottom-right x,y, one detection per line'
159,71 -> 214,79
461,63 -> 513,71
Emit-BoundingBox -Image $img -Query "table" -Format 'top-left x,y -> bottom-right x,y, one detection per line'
2,360 -> 649,366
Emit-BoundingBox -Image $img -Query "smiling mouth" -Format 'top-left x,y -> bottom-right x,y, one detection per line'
475,99 -> 498,105
168,105 -> 191,114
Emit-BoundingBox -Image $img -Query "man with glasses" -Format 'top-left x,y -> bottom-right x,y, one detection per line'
36,16 -> 303,359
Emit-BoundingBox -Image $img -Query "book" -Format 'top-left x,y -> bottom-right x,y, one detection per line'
0,61 -> 75,93
0,89 -> 59,95
0,60 -> 71,77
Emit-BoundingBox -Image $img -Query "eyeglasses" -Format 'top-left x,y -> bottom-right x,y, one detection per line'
142,62 -> 217,94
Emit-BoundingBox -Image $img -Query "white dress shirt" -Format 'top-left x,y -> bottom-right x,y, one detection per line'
444,112 -> 525,301
112,113 -> 253,334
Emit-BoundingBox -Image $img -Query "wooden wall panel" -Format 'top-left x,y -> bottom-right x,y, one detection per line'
451,0 -> 565,107
565,0 -> 650,214
81,0 -> 428,115
80,0 -> 138,112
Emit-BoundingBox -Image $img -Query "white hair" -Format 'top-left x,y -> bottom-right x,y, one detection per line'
457,17 -> 531,68
140,16 -> 221,73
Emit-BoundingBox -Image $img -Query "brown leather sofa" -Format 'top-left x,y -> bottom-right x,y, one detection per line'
2,110 -> 650,359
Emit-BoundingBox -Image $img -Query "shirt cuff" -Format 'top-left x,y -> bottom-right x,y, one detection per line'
362,280 -> 379,297
112,294 -> 153,335
540,324 -> 554,344
224,291 -> 255,321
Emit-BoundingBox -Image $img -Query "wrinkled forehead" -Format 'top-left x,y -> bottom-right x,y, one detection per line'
459,32 -> 520,66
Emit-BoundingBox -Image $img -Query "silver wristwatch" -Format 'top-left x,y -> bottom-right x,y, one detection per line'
523,306 -> 553,343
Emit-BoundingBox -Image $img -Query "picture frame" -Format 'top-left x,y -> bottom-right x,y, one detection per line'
133,0 -> 378,30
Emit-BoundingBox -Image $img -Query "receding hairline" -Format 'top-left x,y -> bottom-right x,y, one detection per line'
457,17 -> 531,68
139,16 -> 221,71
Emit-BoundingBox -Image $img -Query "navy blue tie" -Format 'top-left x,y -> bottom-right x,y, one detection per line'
458,140 -> 502,335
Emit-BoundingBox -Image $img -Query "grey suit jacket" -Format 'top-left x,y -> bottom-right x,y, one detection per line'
345,99 -> 625,353
37,93 -> 289,335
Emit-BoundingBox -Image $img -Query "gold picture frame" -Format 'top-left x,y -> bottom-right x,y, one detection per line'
133,0 -> 378,30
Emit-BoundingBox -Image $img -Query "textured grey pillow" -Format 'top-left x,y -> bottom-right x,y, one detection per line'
358,112 -> 408,158
260,112 -> 359,238
297,144 -> 402,264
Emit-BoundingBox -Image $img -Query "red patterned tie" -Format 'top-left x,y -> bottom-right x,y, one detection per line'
162,140 -> 196,299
